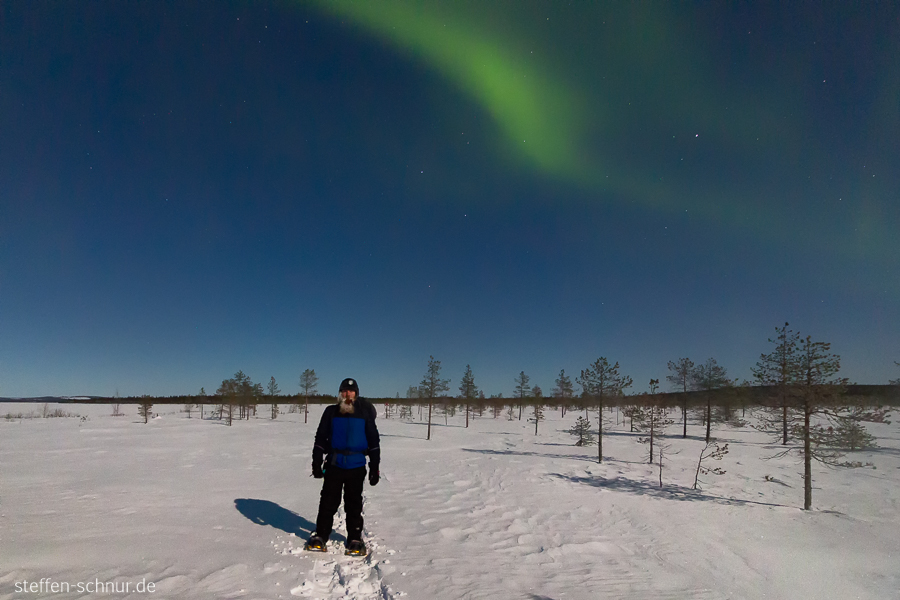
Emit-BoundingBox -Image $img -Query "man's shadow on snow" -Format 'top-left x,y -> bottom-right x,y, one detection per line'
233,499 -> 346,542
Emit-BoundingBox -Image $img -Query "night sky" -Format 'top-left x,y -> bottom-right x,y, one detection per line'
2,1 -> 898,398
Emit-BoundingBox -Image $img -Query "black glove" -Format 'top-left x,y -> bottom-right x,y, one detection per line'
312,462 -> 324,479
368,468 -> 379,486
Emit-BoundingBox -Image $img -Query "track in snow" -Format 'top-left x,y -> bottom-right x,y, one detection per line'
288,501 -> 403,599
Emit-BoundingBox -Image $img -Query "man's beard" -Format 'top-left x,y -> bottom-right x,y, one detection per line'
338,398 -> 355,414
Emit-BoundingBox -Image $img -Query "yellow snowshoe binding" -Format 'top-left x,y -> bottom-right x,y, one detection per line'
304,534 -> 327,552
345,540 -> 367,556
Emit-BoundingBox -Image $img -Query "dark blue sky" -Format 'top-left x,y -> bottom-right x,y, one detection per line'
1,1 -> 898,398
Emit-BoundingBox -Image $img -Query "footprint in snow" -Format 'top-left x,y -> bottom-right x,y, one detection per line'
290,505 -> 400,599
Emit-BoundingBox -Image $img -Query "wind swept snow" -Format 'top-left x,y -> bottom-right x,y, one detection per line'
1,402 -> 899,599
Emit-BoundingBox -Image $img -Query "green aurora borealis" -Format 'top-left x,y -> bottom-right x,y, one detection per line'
312,1 -> 899,275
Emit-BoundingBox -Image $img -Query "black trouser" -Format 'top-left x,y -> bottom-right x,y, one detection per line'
315,465 -> 366,542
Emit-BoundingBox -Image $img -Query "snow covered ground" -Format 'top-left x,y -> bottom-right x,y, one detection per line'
2,401 -> 899,600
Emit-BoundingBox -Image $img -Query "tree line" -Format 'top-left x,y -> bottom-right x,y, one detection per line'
400,325 -> 895,511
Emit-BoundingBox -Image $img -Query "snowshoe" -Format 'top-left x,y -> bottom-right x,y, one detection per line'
304,534 -> 327,552
344,540 -> 367,557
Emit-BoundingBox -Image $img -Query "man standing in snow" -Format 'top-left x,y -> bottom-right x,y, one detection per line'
305,377 -> 380,556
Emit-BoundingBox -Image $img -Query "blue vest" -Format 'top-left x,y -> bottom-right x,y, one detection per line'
330,415 -> 369,469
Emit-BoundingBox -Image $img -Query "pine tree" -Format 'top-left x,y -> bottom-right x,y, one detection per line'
577,357 -> 632,463
761,335 -> 889,509
622,404 -> 642,432
553,369 -> 574,417
216,377 -> 235,425
691,358 -> 730,443
514,371 -> 531,420
832,413 -> 877,451
568,416 -> 594,446
752,323 -> 801,445
666,358 -> 695,438
235,371 -> 251,420
112,389 -> 123,417
530,403 -> 545,435
267,376 -> 280,419
420,355 -> 450,440
252,382 -> 263,419
459,364 -> 479,428
138,400 -> 153,424
693,441 -> 729,490
635,402 -> 674,464
795,337 -> 850,510
491,402 -> 502,419
657,440 -> 674,488
216,370 -> 258,426
299,369 -> 318,424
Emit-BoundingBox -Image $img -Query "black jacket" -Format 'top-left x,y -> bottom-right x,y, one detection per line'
313,398 -> 380,470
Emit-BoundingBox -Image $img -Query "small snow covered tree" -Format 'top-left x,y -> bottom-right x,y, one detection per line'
577,357 -> 632,463
459,364 -> 479,428
635,402 -> 674,464
832,411 -> 877,451
420,355 -> 450,440
530,403 -> 545,435
299,369 -> 318,424
138,400 -> 153,424
666,358 -> 695,438
656,438 -> 678,488
693,441 -> 729,490
569,416 -> 594,446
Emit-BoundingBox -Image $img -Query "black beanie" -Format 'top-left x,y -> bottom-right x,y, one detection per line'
339,378 -> 360,395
